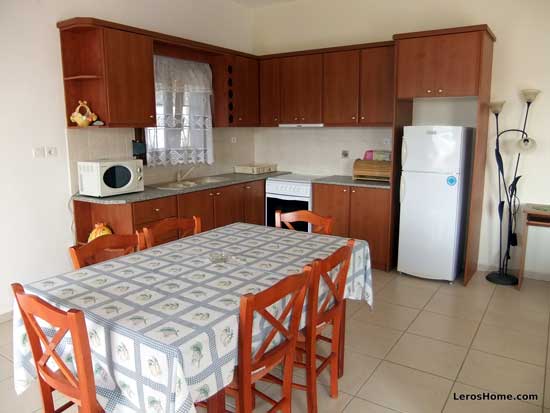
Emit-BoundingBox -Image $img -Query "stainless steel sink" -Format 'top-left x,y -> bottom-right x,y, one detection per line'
155,176 -> 229,190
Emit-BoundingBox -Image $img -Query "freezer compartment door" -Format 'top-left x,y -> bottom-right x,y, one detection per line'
398,171 -> 461,281
402,126 -> 466,174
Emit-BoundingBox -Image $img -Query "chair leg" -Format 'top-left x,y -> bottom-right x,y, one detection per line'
37,379 -> 55,413
330,317 -> 342,398
282,354 -> 295,413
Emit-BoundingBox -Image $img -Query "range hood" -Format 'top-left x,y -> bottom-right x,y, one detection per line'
278,123 -> 324,128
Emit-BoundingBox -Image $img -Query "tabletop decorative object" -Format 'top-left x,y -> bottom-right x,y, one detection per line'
486,89 -> 541,286
70,100 -> 98,127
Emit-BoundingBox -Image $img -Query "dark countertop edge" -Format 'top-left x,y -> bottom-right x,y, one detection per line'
73,171 -> 292,205
312,175 -> 391,189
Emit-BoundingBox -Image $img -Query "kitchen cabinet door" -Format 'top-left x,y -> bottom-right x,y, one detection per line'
323,50 -> 360,125
178,190 -> 215,231
233,56 -> 259,126
349,187 -> 391,270
243,180 -> 265,225
396,36 -> 438,99
312,184 -> 350,237
214,184 -> 245,227
360,46 -> 394,125
259,59 -> 281,126
280,54 -> 323,123
435,32 -> 480,97
103,28 -> 156,126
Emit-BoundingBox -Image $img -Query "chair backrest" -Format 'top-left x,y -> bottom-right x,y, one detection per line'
11,283 -> 103,413
238,267 -> 311,401
275,210 -> 333,235
142,216 -> 201,248
69,233 -> 139,269
307,240 -> 355,328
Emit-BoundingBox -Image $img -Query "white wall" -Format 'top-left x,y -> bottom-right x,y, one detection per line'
0,0 -> 254,315
251,0 -> 550,276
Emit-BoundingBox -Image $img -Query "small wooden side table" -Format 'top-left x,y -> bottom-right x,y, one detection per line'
517,203 -> 550,289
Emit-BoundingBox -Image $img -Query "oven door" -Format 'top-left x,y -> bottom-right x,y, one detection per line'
266,194 -> 311,232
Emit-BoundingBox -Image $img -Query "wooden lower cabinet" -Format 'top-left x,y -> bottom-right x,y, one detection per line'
312,183 -> 350,237
313,183 -> 391,270
349,187 -> 391,270
243,180 -> 265,225
178,189 -> 216,231
213,184 -> 244,227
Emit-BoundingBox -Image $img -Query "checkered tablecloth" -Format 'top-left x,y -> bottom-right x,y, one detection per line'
13,223 -> 372,413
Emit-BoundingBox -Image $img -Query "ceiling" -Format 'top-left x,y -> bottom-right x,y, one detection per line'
231,0 -> 296,8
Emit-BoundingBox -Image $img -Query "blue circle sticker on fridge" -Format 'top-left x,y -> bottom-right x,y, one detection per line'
447,176 -> 457,186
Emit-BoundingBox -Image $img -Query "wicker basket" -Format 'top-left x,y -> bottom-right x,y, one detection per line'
234,163 -> 278,174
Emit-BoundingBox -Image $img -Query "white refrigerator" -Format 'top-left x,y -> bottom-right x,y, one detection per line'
397,125 -> 474,281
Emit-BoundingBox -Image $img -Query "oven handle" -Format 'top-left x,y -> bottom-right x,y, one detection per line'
266,194 -> 311,202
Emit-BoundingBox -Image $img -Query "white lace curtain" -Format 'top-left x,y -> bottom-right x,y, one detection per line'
145,56 -> 214,166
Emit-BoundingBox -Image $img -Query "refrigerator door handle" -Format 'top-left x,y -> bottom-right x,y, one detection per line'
400,175 -> 406,203
401,139 -> 408,168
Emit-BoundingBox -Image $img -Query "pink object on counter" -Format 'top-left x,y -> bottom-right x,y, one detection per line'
364,150 -> 374,160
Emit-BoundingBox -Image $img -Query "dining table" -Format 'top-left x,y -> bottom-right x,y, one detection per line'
13,222 -> 373,413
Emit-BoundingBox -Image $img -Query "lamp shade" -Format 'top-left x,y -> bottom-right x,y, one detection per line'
490,101 -> 506,114
517,136 -> 537,152
521,89 -> 541,103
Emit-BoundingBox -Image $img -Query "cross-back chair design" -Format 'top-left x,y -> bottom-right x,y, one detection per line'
11,283 -> 104,413
295,239 -> 355,413
227,266 -> 311,413
275,210 -> 334,235
142,216 -> 201,249
69,233 -> 139,269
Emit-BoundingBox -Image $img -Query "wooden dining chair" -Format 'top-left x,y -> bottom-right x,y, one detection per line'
275,210 -> 334,235
294,240 -> 355,413
69,233 -> 139,269
11,283 -> 104,413
142,216 -> 201,249
226,266 -> 311,413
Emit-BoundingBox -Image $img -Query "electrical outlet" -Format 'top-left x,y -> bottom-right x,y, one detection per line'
32,147 -> 46,158
231,136 -> 237,144
341,150 -> 349,159
46,146 -> 58,157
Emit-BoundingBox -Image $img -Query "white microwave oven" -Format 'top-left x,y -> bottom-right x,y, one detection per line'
78,159 -> 144,197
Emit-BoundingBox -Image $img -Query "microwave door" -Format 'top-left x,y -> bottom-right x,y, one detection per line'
102,165 -> 133,196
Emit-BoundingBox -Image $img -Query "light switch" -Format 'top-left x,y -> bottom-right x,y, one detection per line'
32,147 -> 46,158
46,147 -> 58,157
231,137 -> 237,144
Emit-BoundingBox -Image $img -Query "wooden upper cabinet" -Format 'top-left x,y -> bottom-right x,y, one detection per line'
360,46 -> 394,125
259,59 -> 281,126
312,183 -> 350,237
322,51 -> 360,125
59,26 -> 156,127
103,29 -> 156,126
280,54 -> 322,124
397,31 -> 481,98
233,56 -> 259,126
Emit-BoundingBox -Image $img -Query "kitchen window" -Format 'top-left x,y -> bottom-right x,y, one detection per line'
145,55 -> 214,166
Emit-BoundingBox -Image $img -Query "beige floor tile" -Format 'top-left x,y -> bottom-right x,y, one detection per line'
408,310 -> 479,347
386,333 -> 467,380
0,322 -> 11,346
438,274 -> 495,299
425,290 -> 489,321
345,320 -> 402,359
358,361 -> 453,413
443,382 -> 541,413
346,299 -> 366,319
482,304 -> 549,337
343,397 -> 397,413
372,270 -> 397,293
458,350 -> 544,406
352,301 -> 419,331
376,282 -> 436,309
0,377 -> 45,413
318,349 -> 381,395
489,283 -> 550,314
472,323 -> 547,366
0,356 -> 12,382
391,273 -> 442,292
265,381 -> 352,413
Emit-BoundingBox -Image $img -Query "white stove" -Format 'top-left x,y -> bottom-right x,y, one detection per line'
265,174 -> 323,231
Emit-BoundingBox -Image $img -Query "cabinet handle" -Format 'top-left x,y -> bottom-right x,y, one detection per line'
294,117 -> 298,121
426,89 -> 433,94
238,117 -> 243,121
245,186 -> 251,189
149,115 -> 155,118
437,89 -> 443,93
352,190 -> 356,193
343,189 -> 348,193
154,208 -> 160,212
209,193 -> 214,196
274,117 -> 278,121
352,116 -> 356,120
216,192 -> 221,196
301,117 -> 305,121
361,116 -> 365,120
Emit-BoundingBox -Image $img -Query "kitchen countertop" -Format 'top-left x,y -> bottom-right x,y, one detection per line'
313,175 -> 391,189
73,171 -> 291,205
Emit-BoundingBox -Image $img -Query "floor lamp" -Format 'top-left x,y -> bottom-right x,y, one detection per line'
486,89 -> 540,286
